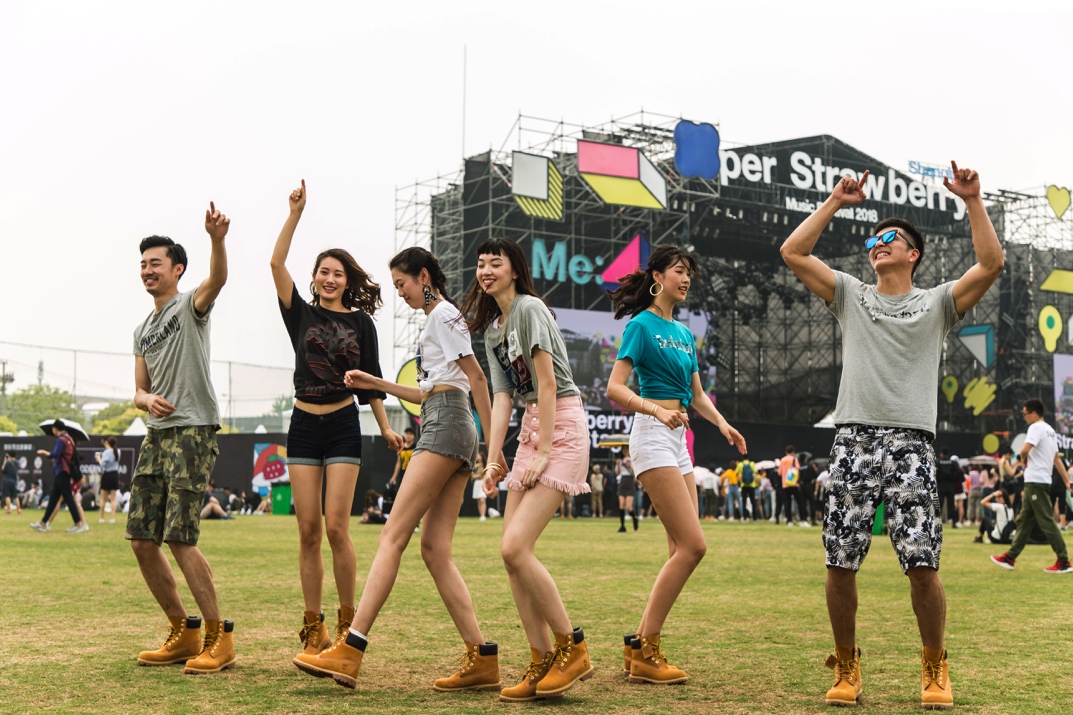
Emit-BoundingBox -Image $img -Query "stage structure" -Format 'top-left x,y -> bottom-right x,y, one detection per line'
394,112 -> 1073,437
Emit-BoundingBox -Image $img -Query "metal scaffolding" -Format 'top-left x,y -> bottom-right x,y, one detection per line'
395,112 -> 1073,431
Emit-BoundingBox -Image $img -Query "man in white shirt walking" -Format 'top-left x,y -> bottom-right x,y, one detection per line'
991,398 -> 1072,573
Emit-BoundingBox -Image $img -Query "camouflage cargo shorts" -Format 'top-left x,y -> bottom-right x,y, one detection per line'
125,425 -> 219,546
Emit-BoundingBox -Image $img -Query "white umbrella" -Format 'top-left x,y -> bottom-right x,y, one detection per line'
754,460 -> 778,470
39,419 -> 89,443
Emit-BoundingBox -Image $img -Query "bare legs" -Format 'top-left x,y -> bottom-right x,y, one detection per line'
826,565 -> 945,649
501,484 -> 574,653
291,462 -> 360,612
131,539 -> 220,621
350,451 -> 483,643
634,469 -> 706,636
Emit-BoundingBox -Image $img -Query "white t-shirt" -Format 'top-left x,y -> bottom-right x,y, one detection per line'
986,502 -> 1014,541
416,301 -> 474,394
1023,420 -> 1059,485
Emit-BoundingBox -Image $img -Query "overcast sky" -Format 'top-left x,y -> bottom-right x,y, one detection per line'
2,1 -> 1071,409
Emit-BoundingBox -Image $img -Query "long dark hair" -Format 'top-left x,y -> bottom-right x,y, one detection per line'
389,247 -> 457,308
606,244 -> 699,319
104,436 -> 118,461
310,248 -> 382,315
461,237 -> 551,333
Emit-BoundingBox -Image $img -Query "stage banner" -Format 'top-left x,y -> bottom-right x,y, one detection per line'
1053,354 -> 1073,438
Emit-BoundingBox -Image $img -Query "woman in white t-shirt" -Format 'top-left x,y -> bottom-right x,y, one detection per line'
295,247 -> 498,692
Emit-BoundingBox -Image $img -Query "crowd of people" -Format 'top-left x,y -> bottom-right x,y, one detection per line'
11,161 -> 1039,711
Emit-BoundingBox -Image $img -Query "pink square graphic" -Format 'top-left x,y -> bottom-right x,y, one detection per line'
577,140 -> 639,179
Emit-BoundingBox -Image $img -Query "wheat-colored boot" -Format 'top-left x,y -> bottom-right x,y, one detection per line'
628,633 -> 687,684
535,628 -> 594,697
824,644 -> 862,706
293,630 -> 367,688
137,615 -> 202,666
296,610 -> 331,658
921,646 -> 953,710
432,641 -> 501,692
499,647 -> 553,702
183,619 -> 236,674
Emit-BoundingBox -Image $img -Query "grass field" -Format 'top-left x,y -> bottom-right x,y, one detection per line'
1,510 -> 1068,715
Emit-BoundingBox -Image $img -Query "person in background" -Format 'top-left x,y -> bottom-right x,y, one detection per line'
589,464 -> 605,518
31,421 -> 87,534
96,437 -> 121,524
472,452 -> 489,522
3,451 -> 21,515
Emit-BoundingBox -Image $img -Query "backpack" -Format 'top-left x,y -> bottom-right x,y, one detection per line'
739,461 -> 756,487
62,434 -> 82,481
784,467 -> 799,487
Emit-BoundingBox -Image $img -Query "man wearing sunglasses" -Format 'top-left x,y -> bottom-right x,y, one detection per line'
781,161 -> 1003,710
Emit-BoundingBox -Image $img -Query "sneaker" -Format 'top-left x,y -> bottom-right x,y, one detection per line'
66,523 -> 89,534
972,536 -> 983,543
30,521 -> 49,532
488,508 -> 501,518
99,518 -> 105,524
108,519 -> 115,524
479,515 -> 486,522
990,553 -> 1015,570
800,522 -> 812,528
787,521 -> 795,528
1044,559 -> 1073,574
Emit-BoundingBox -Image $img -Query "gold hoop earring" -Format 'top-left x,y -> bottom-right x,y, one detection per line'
649,282 -> 664,297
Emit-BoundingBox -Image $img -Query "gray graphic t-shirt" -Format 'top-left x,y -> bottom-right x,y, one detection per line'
483,295 -> 579,402
133,289 -> 220,429
826,271 -> 963,435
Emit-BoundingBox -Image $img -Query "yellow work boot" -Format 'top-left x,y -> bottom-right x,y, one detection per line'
137,615 -> 202,666
499,647 -> 553,702
293,630 -> 367,688
824,644 -> 862,707
183,619 -> 236,674
296,610 -> 331,658
535,628 -> 594,697
335,605 -> 356,641
921,646 -> 953,710
433,641 -> 501,692
628,634 -> 687,685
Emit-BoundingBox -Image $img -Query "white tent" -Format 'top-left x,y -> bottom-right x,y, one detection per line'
124,417 -> 148,436
813,411 -> 837,429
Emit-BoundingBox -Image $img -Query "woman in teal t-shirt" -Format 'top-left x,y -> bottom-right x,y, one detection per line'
606,244 -> 747,685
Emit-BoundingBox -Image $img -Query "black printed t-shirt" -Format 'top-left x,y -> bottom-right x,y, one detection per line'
279,283 -> 387,405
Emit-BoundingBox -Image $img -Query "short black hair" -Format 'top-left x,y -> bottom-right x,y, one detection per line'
1023,398 -> 1046,417
874,217 -> 924,277
139,235 -> 188,280
52,419 -> 66,431
939,447 -> 950,457
404,427 -> 415,435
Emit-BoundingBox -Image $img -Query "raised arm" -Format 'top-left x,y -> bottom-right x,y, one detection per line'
780,170 -> 870,303
945,162 -> 1004,314
271,180 -> 306,308
194,201 -> 230,315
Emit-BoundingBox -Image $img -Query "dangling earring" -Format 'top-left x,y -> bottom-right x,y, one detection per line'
309,282 -> 318,301
423,284 -> 437,308
649,282 -> 664,297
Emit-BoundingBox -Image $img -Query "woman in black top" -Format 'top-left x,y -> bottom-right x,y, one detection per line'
271,180 -> 403,666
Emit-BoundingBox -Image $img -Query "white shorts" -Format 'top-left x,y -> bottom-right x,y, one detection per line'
628,414 -> 694,478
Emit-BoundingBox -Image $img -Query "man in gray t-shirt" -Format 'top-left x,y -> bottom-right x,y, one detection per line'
782,162 -> 1002,710
127,203 -> 236,675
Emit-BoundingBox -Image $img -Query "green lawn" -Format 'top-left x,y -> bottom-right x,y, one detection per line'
1,512 -> 1066,714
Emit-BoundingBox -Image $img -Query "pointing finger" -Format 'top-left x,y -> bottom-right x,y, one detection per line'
301,179 -> 306,195
210,201 -> 216,214
950,160 -> 959,175
858,169 -> 870,187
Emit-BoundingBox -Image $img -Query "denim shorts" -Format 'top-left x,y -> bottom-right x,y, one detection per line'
287,403 -> 362,467
412,390 -> 479,472
629,413 -> 694,477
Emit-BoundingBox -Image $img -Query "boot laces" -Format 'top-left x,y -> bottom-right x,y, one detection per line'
162,623 -> 184,648
298,621 -> 319,646
551,641 -> 574,670
455,646 -> 477,674
523,653 -> 553,681
200,629 -> 223,656
642,640 -> 666,666
922,658 -> 945,688
828,655 -> 857,685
